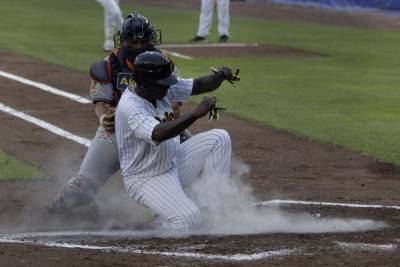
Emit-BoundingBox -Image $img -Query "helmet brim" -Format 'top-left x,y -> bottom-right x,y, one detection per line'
156,74 -> 179,86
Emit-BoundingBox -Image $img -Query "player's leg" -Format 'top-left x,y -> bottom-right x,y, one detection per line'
109,0 -> 123,31
217,0 -> 230,40
196,0 -> 215,38
47,128 -> 120,214
125,168 -> 201,229
176,129 -> 232,205
96,0 -> 122,51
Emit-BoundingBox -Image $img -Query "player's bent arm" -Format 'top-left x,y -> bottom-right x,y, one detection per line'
94,102 -> 116,133
191,67 -> 234,95
171,102 -> 182,118
94,101 -> 111,121
152,96 -> 216,143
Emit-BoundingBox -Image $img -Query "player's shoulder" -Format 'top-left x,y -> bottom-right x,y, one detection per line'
89,59 -> 111,83
89,49 -> 119,83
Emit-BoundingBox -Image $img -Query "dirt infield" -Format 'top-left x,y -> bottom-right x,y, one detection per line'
1,1 -> 400,266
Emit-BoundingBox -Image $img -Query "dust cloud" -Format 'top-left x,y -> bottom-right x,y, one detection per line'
187,158 -> 386,235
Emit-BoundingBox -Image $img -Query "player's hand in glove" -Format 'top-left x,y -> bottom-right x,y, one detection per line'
193,96 -> 217,119
99,107 -> 116,133
210,67 -> 240,85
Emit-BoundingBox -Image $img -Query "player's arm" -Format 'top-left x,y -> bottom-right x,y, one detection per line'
191,67 -> 234,95
152,96 -> 216,143
171,102 -> 182,118
94,102 -> 115,132
89,58 -> 116,132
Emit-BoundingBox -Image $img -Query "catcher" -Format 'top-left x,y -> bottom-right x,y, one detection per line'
47,13 -> 238,215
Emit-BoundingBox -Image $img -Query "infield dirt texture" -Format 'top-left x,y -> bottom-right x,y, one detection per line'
0,1 -> 400,266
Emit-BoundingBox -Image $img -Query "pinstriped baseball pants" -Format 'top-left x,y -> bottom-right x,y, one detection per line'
125,129 -> 231,229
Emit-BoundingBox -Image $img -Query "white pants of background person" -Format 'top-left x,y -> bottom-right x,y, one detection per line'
96,0 -> 124,51
197,0 -> 230,38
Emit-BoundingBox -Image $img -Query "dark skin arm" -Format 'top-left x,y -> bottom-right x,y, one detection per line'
152,96 -> 216,143
152,67 -> 234,143
191,67 -> 234,95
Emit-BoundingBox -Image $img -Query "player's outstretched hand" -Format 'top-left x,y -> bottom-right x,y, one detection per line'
210,67 -> 240,85
100,107 -> 116,133
194,96 -> 217,119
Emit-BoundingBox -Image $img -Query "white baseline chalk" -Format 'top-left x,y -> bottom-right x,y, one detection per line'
335,241 -> 398,252
0,237 -> 300,262
0,102 -> 91,147
161,49 -> 193,60
159,42 -> 258,48
0,70 -> 91,104
257,199 -> 400,210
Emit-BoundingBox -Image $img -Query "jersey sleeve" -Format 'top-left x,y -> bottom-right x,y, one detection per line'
167,78 -> 193,103
127,109 -> 160,146
90,81 -> 114,104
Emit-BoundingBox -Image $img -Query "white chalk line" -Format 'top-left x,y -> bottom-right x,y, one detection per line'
159,42 -> 258,48
335,241 -> 398,252
0,70 -> 91,104
256,199 -> 400,210
0,102 -> 91,147
0,237 -> 300,262
161,49 -> 194,60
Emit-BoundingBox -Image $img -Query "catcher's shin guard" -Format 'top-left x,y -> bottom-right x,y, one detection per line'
47,175 -> 99,214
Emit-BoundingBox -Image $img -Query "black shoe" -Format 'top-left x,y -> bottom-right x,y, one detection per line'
219,35 -> 229,42
190,36 -> 207,42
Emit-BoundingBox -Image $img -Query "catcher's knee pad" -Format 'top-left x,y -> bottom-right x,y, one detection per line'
48,175 -> 99,214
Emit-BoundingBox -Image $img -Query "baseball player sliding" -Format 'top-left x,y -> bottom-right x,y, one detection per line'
47,13 -> 237,218
116,51 -> 237,230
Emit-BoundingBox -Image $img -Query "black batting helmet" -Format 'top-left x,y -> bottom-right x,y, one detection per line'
114,13 -> 162,48
133,51 -> 178,86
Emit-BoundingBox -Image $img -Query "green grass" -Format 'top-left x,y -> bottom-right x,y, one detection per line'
0,151 -> 47,181
1,0 -> 400,164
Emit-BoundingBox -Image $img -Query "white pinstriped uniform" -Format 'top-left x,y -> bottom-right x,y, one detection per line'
115,80 -> 232,229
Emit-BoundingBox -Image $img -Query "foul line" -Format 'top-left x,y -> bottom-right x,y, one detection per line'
161,49 -> 193,60
159,42 -> 258,48
0,70 -> 91,104
256,199 -> 400,210
0,102 -> 91,147
335,241 -> 398,252
0,237 -> 300,261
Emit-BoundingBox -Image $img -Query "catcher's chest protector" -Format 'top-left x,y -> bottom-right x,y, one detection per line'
109,52 -> 134,106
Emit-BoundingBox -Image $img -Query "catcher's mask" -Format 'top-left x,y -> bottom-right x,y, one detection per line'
114,13 -> 161,48
133,51 -> 178,86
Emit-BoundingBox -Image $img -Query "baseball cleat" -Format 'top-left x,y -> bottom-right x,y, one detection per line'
190,35 -> 207,43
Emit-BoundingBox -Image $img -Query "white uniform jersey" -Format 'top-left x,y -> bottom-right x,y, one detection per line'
115,78 -> 193,180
